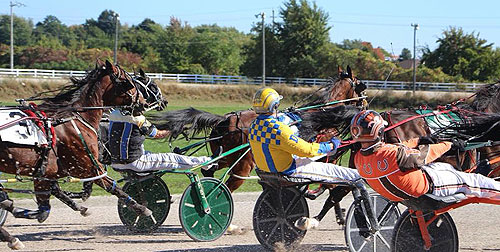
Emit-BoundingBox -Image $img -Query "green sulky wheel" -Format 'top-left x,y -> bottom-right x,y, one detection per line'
117,176 -> 171,233
179,177 -> 234,242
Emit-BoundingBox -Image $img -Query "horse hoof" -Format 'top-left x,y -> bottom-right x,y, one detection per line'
226,224 -> 247,235
80,207 -> 91,217
37,211 -> 50,223
8,238 -> 25,250
294,217 -> 319,231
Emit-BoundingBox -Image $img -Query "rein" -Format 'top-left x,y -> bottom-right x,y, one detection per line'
384,109 -> 455,132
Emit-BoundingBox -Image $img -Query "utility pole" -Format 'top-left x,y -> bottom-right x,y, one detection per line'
256,12 -> 266,85
9,1 -> 24,70
113,13 -> 120,64
411,23 -> 419,95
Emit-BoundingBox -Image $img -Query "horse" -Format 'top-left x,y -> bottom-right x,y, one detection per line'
152,66 -> 367,192
0,60 -> 154,249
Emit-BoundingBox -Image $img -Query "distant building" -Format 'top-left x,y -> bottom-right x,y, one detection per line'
398,59 -> 420,69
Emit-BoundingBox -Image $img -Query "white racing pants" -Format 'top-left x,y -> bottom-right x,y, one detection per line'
112,152 -> 212,173
423,162 -> 500,199
287,157 -> 361,184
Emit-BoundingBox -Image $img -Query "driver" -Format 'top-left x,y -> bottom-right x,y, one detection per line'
248,87 -> 360,183
248,88 -> 361,230
108,77 -> 220,173
351,110 -> 500,202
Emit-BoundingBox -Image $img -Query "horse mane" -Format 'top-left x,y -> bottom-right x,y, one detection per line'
298,77 -> 341,107
298,105 -> 361,141
148,107 -> 225,141
37,68 -> 104,114
438,112 -> 500,142
471,82 -> 500,112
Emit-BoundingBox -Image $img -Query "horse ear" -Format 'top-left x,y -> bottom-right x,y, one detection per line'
347,65 -> 353,78
337,66 -> 343,76
139,69 -> 146,78
105,60 -> 117,74
96,58 -> 105,69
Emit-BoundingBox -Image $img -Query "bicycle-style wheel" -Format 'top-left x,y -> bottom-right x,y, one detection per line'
253,187 -> 309,250
179,177 -> 234,242
117,176 -> 171,232
345,193 -> 400,252
392,210 -> 458,252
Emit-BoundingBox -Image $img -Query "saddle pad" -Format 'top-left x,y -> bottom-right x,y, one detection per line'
415,109 -> 461,135
0,109 -> 48,146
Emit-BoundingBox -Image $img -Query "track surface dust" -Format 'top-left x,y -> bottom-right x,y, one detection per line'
4,192 -> 500,251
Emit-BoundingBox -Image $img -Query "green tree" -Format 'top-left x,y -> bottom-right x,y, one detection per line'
241,22 -> 282,77
188,25 -> 247,75
0,15 -> 33,46
157,17 -> 196,73
34,15 -> 76,47
279,0 -> 330,77
399,48 -> 412,61
421,27 -> 500,81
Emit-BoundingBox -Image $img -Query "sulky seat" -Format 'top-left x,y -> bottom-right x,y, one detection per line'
401,193 -> 467,212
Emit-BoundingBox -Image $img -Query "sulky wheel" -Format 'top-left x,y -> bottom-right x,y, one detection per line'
253,187 -> 309,251
179,177 -> 234,242
345,193 -> 400,252
392,210 -> 458,252
117,176 -> 171,232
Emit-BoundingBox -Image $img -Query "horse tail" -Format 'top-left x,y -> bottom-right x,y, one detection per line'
446,112 -> 500,141
299,105 -> 361,140
148,107 -> 225,141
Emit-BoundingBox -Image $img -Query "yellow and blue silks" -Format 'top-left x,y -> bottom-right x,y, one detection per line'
248,114 -> 332,174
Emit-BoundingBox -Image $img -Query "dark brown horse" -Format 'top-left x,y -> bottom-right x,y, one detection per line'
0,60 -> 153,249
152,66 -> 366,192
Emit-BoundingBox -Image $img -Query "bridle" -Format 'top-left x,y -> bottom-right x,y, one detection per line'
105,66 -> 143,112
133,75 -> 166,112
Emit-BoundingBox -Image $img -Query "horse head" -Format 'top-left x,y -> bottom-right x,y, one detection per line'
334,65 -> 367,107
100,60 -> 146,113
134,69 -> 168,112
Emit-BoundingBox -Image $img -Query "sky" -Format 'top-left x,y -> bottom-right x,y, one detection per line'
2,0 -> 500,56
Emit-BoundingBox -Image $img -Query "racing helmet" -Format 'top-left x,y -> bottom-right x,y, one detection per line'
350,110 -> 388,143
252,87 -> 283,114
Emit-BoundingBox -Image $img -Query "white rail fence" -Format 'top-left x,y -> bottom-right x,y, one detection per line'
0,68 -> 486,92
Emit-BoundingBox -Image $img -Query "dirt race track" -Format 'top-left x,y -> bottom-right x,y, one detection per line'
4,192 -> 500,252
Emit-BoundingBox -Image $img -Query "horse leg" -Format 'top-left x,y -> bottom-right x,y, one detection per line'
0,227 -> 24,250
225,156 -> 253,192
94,176 -> 152,216
62,181 -> 94,201
313,186 -> 351,225
50,181 -> 90,217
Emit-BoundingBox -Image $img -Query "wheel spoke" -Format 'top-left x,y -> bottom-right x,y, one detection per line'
284,221 -> 300,236
258,217 -> 280,224
265,222 -> 281,244
349,227 -> 370,233
378,204 -> 398,225
379,226 -> 395,231
355,239 -> 368,252
207,213 -> 225,229
284,192 -> 301,214
263,198 -> 278,215
375,231 -> 391,248
287,213 -> 306,220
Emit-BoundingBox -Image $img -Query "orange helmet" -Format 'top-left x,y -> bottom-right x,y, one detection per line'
350,110 -> 388,143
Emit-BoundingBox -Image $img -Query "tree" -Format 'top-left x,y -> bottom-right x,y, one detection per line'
421,27 -> 500,81
241,22 -> 282,77
0,15 -> 33,46
157,17 -> 195,73
399,48 -> 412,61
34,15 -> 76,47
279,0 -> 330,77
188,25 -> 247,75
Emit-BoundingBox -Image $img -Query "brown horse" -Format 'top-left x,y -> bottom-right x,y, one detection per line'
152,66 -> 366,192
0,60 -> 153,249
